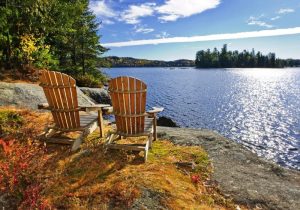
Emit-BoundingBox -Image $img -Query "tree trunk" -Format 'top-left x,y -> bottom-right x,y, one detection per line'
81,40 -> 85,74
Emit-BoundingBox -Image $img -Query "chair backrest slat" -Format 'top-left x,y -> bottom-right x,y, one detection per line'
109,76 -> 147,135
39,70 -> 80,129
129,78 -> 136,134
56,73 -> 72,128
50,71 -> 68,129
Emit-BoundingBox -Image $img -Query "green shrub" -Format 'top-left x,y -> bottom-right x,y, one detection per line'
73,73 -> 107,88
18,34 -> 58,70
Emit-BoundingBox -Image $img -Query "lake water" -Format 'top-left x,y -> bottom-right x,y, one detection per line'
104,67 -> 300,170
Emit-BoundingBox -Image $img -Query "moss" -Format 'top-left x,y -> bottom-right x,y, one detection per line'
0,110 -> 23,134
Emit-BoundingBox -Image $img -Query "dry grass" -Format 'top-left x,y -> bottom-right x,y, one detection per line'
0,69 -> 39,84
0,107 -> 242,209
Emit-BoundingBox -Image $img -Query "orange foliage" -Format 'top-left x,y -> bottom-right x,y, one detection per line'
0,107 -> 239,209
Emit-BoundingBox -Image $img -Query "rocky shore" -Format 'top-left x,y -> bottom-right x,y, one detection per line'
157,127 -> 300,210
0,81 -> 299,209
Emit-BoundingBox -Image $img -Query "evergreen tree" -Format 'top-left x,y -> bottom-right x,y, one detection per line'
195,45 -> 298,68
0,0 -> 107,87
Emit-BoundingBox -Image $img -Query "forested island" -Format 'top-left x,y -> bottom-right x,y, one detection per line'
102,56 -> 195,67
195,44 -> 300,68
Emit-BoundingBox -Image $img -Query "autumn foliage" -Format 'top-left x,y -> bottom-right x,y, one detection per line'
0,139 -> 50,209
0,108 -> 237,209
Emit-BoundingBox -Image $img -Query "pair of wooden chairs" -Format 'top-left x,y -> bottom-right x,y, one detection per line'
39,70 -> 163,161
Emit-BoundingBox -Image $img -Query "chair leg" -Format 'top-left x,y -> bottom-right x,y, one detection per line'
98,110 -> 104,138
144,140 -> 149,162
45,128 -> 56,138
153,115 -> 157,141
148,133 -> 153,149
72,129 -> 88,151
106,133 -> 116,145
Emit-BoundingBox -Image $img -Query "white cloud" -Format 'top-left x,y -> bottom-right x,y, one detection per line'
89,0 -> 117,18
270,16 -> 281,21
102,27 -> 300,47
155,31 -> 170,38
90,0 -> 221,26
102,19 -> 115,25
120,3 -> 156,24
278,8 -> 295,14
247,20 -> 273,28
134,25 -> 154,34
247,16 -> 273,28
156,0 -> 221,22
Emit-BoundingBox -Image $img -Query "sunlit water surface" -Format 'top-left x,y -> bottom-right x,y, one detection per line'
104,67 -> 300,170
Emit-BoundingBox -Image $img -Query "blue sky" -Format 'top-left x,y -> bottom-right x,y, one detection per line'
89,0 -> 300,60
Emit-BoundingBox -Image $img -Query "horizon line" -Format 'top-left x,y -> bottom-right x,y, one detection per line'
102,27 -> 300,47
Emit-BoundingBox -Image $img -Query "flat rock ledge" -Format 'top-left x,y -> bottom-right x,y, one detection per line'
0,82 -> 95,109
157,126 -> 300,210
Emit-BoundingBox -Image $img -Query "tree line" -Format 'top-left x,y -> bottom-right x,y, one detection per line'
104,56 -> 195,67
0,0 -> 107,87
195,44 -> 300,68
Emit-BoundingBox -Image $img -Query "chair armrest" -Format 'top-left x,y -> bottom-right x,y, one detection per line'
147,107 -> 164,117
38,103 -> 50,110
38,103 -> 113,114
80,104 -> 112,112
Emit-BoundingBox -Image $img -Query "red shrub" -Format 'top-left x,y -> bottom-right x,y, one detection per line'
0,139 -> 50,209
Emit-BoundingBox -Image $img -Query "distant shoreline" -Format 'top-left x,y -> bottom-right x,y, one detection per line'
101,56 -> 300,68
103,66 -> 300,69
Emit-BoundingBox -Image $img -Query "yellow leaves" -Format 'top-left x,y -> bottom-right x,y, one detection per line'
19,34 -> 52,63
20,34 -> 37,61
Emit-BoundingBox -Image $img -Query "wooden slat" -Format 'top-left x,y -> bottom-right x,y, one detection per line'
110,79 -> 119,131
49,71 -> 68,129
129,77 -> 136,134
80,113 -> 98,127
140,81 -> 147,133
115,118 -> 153,137
69,76 -> 80,128
39,71 -> 59,126
56,72 -> 72,129
62,73 -> 77,128
123,77 -> 131,134
117,77 -> 125,133
45,71 -> 64,128
107,143 -> 147,151
136,79 -> 142,134
121,77 -> 128,134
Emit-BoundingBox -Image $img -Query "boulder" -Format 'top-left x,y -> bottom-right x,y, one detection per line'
0,82 -> 95,110
79,87 -> 111,104
157,116 -> 179,127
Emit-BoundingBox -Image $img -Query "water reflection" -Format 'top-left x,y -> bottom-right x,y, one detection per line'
225,69 -> 299,167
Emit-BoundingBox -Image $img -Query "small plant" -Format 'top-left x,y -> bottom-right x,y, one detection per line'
73,73 -> 106,88
191,174 -> 201,184
18,34 -> 58,70
0,139 -> 50,209
0,110 -> 23,135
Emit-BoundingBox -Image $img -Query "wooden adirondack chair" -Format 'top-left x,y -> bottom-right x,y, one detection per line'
106,76 -> 163,161
38,70 -> 111,151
